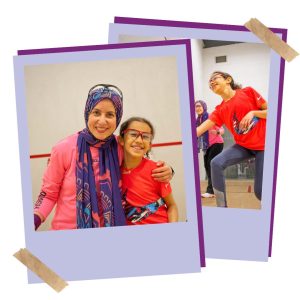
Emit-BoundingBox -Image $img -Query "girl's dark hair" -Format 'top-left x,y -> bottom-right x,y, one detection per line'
211,71 -> 242,90
119,116 -> 155,138
119,117 -> 155,158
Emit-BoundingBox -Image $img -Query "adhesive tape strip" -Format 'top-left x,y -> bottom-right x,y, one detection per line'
14,248 -> 68,292
244,18 -> 298,62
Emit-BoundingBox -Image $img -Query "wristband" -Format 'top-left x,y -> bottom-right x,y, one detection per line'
34,214 -> 42,230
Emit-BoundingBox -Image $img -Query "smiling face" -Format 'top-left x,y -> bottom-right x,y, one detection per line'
87,99 -> 117,140
209,73 -> 232,95
195,103 -> 204,115
120,121 -> 153,159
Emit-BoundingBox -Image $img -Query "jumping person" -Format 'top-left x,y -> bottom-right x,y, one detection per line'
196,71 -> 267,207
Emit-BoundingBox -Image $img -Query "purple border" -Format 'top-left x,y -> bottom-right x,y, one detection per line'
114,16 -> 286,35
113,16 -> 287,258
17,39 -> 206,268
18,39 -> 196,55
185,40 -> 206,267
268,30 -> 287,256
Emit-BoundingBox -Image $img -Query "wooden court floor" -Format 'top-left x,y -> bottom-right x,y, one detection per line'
200,180 -> 261,210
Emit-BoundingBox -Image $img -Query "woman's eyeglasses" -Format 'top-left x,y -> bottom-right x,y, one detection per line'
88,84 -> 123,99
122,129 -> 153,142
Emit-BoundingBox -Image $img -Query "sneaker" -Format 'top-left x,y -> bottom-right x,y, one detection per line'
201,192 -> 215,198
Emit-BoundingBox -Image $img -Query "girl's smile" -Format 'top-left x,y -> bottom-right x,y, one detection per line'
130,142 -> 146,154
121,121 -> 152,161
195,103 -> 204,115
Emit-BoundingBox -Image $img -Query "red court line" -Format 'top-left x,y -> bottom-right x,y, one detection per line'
30,154 -> 51,159
152,141 -> 182,147
29,141 -> 182,159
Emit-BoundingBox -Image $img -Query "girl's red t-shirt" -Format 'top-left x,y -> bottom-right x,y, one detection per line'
209,87 -> 267,150
121,158 -> 172,225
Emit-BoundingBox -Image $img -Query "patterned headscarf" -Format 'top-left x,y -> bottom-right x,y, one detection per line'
195,100 -> 209,152
76,85 -> 126,228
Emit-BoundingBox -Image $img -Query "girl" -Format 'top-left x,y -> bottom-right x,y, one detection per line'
119,117 -> 178,225
196,71 -> 267,207
33,85 -> 173,230
195,100 -> 224,198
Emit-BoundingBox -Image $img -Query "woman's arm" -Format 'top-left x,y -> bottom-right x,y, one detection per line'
34,143 -> 69,230
196,119 -> 215,137
152,161 -> 174,183
163,193 -> 178,223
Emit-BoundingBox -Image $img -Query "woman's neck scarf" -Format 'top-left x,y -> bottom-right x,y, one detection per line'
195,100 -> 209,152
76,87 -> 126,228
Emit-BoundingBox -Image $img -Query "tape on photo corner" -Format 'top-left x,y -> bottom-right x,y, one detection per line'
244,18 -> 298,62
14,248 -> 68,292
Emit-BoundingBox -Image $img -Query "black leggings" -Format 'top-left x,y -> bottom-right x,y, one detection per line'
203,143 -> 224,194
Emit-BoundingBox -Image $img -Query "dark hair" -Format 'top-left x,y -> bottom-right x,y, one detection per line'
211,71 -> 242,90
120,116 -> 155,138
119,117 -> 155,158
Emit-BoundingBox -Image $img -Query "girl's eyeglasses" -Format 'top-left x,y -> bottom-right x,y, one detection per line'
122,129 -> 153,142
208,75 -> 223,84
88,84 -> 123,99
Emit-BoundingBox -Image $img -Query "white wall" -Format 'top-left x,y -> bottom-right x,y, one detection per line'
202,42 -> 271,112
25,56 -> 187,230
191,39 -> 204,100
190,39 -> 206,182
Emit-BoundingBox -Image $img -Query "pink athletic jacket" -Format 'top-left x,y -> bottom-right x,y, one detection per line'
34,133 -> 123,230
208,125 -> 224,146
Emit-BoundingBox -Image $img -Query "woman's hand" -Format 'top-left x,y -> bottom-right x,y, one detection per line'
210,129 -> 218,135
152,161 -> 173,183
34,213 -> 42,230
239,111 -> 255,131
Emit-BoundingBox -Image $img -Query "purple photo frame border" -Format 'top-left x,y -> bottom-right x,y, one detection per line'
19,39 -> 194,55
114,16 -> 286,35
17,39 -> 206,268
113,16 -> 287,257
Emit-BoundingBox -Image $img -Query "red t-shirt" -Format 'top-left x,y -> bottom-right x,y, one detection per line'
121,158 -> 172,225
209,87 -> 267,150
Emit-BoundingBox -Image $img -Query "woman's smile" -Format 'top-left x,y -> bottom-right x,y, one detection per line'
87,99 -> 117,140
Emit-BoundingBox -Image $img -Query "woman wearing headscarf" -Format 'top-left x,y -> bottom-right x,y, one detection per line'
34,84 -> 173,230
195,100 -> 224,198
196,71 -> 267,207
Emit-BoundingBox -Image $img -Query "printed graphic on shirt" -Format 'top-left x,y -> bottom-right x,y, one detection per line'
122,189 -> 165,223
34,191 -> 46,209
233,112 -> 259,135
